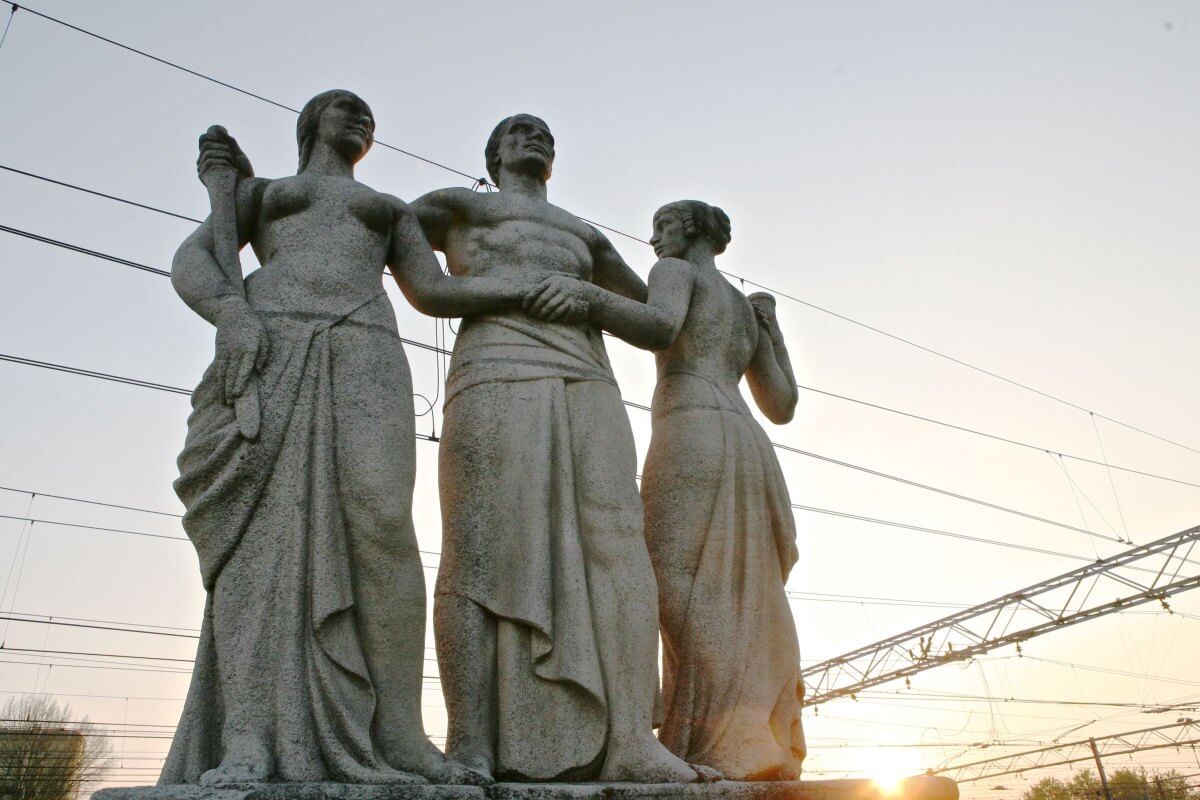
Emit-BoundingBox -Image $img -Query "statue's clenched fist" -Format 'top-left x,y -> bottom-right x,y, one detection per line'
197,125 -> 254,182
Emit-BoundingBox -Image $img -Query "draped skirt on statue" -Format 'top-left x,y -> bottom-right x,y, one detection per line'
642,371 -> 806,780
437,312 -> 646,780
161,291 -> 422,785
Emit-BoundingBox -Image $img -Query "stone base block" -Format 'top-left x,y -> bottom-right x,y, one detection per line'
93,777 -> 956,800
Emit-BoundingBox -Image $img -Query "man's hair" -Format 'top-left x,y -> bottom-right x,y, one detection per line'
296,89 -> 371,172
485,114 -> 554,186
654,200 -> 732,255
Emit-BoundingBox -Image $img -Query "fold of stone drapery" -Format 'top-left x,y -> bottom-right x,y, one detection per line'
162,293 -> 414,785
647,372 -> 805,781
438,312 -> 619,779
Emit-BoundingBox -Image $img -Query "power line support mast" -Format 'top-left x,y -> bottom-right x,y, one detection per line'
802,525 -> 1200,705
933,719 -> 1199,784
1090,738 -> 1113,800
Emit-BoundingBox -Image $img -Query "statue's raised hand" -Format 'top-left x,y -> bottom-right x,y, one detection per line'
197,125 -> 255,183
523,274 -> 591,323
747,291 -> 778,328
213,301 -> 269,407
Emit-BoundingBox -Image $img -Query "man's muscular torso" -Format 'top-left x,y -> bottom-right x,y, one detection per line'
412,187 -> 644,303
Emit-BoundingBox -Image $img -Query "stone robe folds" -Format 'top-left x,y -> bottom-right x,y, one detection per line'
437,312 -> 644,780
643,372 -> 806,780
161,292 -> 414,785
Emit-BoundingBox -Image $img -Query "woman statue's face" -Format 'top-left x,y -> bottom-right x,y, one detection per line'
650,209 -> 689,259
318,94 -> 376,163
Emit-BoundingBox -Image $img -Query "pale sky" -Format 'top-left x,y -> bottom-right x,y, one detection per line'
0,0 -> 1198,794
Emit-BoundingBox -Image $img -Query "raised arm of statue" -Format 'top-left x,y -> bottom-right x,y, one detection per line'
745,292 -> 798,424
172,129 -> 270,408
387,197 -> 537,317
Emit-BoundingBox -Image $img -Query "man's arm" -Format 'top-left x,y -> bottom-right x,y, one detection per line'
388,197 -> 537,318
526,259 -> 693,351
588,228 -> 648,302
410,187 -> 474,252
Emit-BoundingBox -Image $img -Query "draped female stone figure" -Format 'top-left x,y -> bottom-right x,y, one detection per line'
524,200 -> 806,780
164,90 -> 534,787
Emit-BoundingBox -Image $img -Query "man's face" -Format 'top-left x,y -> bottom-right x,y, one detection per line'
498,115 -> 554,179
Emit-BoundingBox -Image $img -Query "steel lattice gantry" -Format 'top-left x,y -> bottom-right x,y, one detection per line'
933,719 -> 1200,783
801,524 -> 1200,706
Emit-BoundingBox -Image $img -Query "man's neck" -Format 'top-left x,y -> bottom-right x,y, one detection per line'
498,169 -> 548,202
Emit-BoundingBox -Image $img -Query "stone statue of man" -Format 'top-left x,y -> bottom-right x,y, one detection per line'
412,115 -> 704,784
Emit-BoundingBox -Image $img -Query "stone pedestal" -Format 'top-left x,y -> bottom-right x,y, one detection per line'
93,777 -> 957,800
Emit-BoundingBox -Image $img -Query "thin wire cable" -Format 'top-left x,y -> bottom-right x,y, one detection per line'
0,164 -> 202,223
1092,413 -> 1131,542
1,3 -> 1196,458
0,3 -> 17,55
0,345 -> 1124,550
5,170 -> 1200,490
0,227 -> 1133,544
0,485 -> 181,518
0,223 -> 168,276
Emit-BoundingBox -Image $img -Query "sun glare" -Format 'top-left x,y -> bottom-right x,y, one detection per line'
868,751 -> 923,796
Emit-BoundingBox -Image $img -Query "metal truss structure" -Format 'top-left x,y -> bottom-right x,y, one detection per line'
801,525 -> 1200,705
933,719 -> 1200,783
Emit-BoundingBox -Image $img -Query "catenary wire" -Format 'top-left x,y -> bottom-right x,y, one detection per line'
1,0 -> 1196,459
3,171 -> 1198,493
0,345 -> 1133,553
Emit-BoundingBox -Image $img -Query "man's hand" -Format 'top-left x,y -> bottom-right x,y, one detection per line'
198,125 -> 254,183
213,302 -> 269,405
524,275 -> 592,323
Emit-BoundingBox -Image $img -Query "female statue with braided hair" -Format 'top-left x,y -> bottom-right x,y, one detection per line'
164,90 -> 534,787
525,200 -> 806,780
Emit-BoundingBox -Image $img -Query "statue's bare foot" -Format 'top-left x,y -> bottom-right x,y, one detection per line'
436,755 -> 494,786
199,743 -> 272,786
600,736 -> 699,783
390,739 -> 493,785
691,763 -> 723,783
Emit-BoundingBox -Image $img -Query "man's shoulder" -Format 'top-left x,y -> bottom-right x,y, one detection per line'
412,186 -> 478,211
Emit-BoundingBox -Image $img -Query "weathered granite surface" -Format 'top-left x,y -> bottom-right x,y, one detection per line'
415,115 -> 696,783
521,201 -> 805,779
94,778 -> 957,800
164,91 -> 535,787
641,203 -> 804,779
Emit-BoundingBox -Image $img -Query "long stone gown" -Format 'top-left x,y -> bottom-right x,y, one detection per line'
642,287 -> 806,781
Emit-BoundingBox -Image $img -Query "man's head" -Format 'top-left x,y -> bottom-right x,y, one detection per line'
485,114 -> 555,187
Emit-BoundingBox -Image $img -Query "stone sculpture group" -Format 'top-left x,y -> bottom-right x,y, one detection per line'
159,90 -> 807,790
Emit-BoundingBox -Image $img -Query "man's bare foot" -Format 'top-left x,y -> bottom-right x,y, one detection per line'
199,745 -> 272,786
600,736 -> 699,783
389,738 -> 493,785
691,763 -> 723,783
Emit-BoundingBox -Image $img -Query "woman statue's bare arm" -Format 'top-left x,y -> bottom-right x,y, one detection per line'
387,199 -> 537,317
745,293 -> 798,424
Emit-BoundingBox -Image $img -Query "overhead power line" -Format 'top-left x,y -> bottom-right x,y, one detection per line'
6,166 -> 1195,496
0,164 -> 202,223
0,3 -> 1196,457
0,343 -> 1128,554
801,524 -> 1200,705
0,226 -> 1151,550
933,718 -> 1200,783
